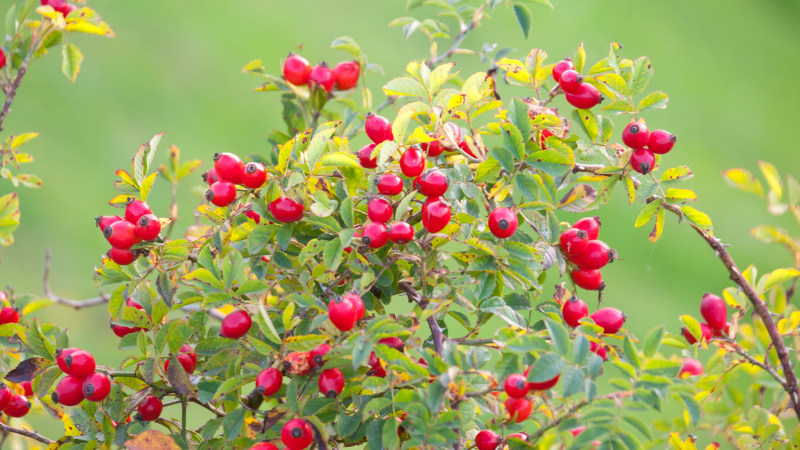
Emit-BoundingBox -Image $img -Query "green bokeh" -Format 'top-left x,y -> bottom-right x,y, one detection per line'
2,0 -> 800,444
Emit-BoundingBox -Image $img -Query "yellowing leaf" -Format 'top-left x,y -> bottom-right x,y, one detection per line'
61,42 -> 83,83
722,168 -> 763,196
759,160 -> 782,199
556,184 -> 597,212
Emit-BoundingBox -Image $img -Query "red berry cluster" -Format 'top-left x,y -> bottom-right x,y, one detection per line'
40,0 -> 76,17
553,58 -> 603,109
98,197 -> 162,266
111,298 -> 151,337
681,292 -> 730,345
282,53 -> 361,92
203,152 -> 267,207
52,347 -> 112,406
622,121 -> 677,175
0,382 -> 31,418
560,217 -> 616,293
164,344 -> 198,375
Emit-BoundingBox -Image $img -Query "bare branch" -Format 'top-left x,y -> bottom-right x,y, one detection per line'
0,422 -> 54,445
399,281 -> 444,355
44,248 -> 109,308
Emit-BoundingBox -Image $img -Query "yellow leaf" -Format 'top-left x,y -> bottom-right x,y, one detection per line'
64,20 -> 112,36
758,160 -> 782,199
62,413 -> 81,437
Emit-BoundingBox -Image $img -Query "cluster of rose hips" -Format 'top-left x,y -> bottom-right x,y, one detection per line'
552,57 -> 603,110
97,198 -> 162,266
476,427 -> 598,450
681,292 -> 730,345
0,382 -> 33,419
203,152 -> 267,207
51,348 -> 111,407
40,0 -> 76,16
282,53 -> 360,93
358,114 -> 520,246
622,120 -> 677,175
559,216 -> 616,293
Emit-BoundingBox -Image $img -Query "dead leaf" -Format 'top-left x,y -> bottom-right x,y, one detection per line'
125,430 -> 180,450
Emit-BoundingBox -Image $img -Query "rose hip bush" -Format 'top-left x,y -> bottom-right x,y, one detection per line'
1,1 -> 800,450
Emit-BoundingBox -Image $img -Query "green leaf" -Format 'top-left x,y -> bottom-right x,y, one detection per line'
382,77 -> 427,97
759,269 -> 800,294
512,4 -> 532,39
637,91 -> 669,112
545,319 -> 571,356
643,325 -> 665,358
628,56 -> 653,97
61,42 -> 83,83
525,353 -> 564,383
681,206 -> 713,233
474,158 -> 502,184
571,109 -> 598,141
331,36 -> 362,58
323,237 -> 345,272
320,152 -> 360,168
622,335 -> 642,370
601,99 -> 635,115
222,408 -> 246,441
490,146 -> 516,173
679,392 -> 701,426
622,415 -> 654,441
561,365 -> 584,397
634,198 -> 663,227
507,98 -> 531,141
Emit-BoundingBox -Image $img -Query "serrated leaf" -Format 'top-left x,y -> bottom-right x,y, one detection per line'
637,91 -> 669,112
61,42 -> 83,83
634,198 -> 663,227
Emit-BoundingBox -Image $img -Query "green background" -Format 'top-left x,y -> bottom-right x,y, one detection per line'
2,0 -> 800,444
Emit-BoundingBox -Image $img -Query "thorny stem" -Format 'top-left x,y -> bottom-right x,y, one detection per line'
0,24 -> 53,132
660,200 -> 800,421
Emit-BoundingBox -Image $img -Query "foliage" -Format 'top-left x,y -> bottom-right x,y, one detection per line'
1,1 -> 800,450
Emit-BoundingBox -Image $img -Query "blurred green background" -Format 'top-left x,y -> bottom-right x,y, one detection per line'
2,0 -> 800,444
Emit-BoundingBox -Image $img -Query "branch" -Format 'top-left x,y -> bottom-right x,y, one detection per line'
661,201 -> 800,421
0,24 -> 52,132
0,421 -> 55,445
44,248 -> 109,308
399,281 -> 443,354
431,5 -> 483,66
529,391 -> 632,443
719,339 -> 786,385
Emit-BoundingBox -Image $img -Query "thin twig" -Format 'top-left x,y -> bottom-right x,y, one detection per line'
430,5 -> 484,66
399,281 -> 443,354
0,421 -> 54,445
44,248 -> 109,308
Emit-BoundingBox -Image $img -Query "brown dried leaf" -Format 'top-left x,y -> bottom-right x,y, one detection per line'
5,357 -> 52,383
124,429 -> 180,450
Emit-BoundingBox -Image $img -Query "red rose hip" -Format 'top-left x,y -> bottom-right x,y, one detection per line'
364,113 -> 394,144
63,350 -> 96,376
488,208 -> 518,239
96,215 -> 122,233
565,82 -> 602,109
590,341 -> 608,361
269,196 -> 305,223
281,418 -> 314,450
104,220 -> 142,250
622,121 -> 650,149
213,152 -> 244,185
570,268 -> 605,291
283,53 -> 312,86
679,358 -> 703,377
475,430 -> 500,450
333,61 -> 360,90
414,170 -> 448,197
700,293 -> 728,330
256,368 -> 283,396
56,348 -> 79,372
53,375 -> 85,406
202,168 -> 221,185
107,247 -> 139,266
4,395 -> 31,417
573,216 -> 601,240
388,221 -> 414,245
328,296 -> 358,331
630,149 -> 655,175
367,198 -> 393,223
344,292 -> 365,321
562,296 -> 588,327
422,200 -> 451,233
647,129 -> 677,154
590,307 -> 626,334
358,144 -> 378,169
309,62 -> 335,93
570,240 -> 615,270
376,173 -> 404,196
135,214 -> 161,241
682,322 -> 712,344
0,307 -> 20,325
504,373 -> 530,398
137,395 -> 163,421
552,57 -> 575,83
318,368 -> 345,397
361,222 -> 389,249
504,397 -> 533,423
310,343 -> 332,368
205,181 -> 237,207
124,198 -> 152,224
220,309 -> 252,339
558,69 -> 583,94
559,228 -> 589,256
0,383 -> 12,410
83,372 -> 112,402
399,147 -> 426,178
241,162 -> 267,189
